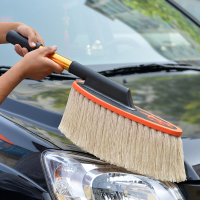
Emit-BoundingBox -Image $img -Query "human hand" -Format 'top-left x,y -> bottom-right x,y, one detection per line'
14,24 -> 44,57
18,45 -> 64,80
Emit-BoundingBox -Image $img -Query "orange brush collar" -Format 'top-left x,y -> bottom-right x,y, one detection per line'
72,81 -> 182,137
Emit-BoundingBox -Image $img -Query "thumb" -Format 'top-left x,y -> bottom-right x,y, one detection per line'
26,30 -> 37,48
17,25 -> 37,48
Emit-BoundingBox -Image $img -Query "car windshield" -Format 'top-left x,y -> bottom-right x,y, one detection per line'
1,0 -> 200,67
174,0 -> 200,21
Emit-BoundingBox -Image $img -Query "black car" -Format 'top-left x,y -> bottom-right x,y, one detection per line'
0,0 -> 200,199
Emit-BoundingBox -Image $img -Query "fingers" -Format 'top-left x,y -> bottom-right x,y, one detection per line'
27,30 -> 45,47
14,44 -> 23,57
14,45 -> 28,57
17,25 -> 44,48
38,46 -> 64,74
35,31 -> 45,46
47,59 -> 64,74
25,28 -> 37,48
22,47 -> 29,56
39,45 -> 57,56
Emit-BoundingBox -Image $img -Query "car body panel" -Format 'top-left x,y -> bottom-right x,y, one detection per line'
1,73 -> 200,182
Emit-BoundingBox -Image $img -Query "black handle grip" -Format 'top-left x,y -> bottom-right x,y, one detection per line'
6,30 -> 42,51
69,61 -> 135,108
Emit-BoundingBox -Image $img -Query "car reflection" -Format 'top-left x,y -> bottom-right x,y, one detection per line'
86,0 -> 200,65
8,72 -> 200,139
0,152 -> 48,200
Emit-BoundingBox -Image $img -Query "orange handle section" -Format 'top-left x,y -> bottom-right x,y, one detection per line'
39,46 -> 72,70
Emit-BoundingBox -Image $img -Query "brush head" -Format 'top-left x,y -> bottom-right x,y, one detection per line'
72,81 -> 182,137
59,86 -> 186,182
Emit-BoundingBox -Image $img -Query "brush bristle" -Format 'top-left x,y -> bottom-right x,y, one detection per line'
59,88 -> 186,183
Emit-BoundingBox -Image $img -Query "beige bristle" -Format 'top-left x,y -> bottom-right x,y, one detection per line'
58,87 -> 78,138
154,131 -> 164,180
134,123 -> 144,173
141,126 -> 151,175
101,109 -> 112,161
59,88 -> 186,183
125,121 -> 138,171
121,118 -> 132,168
169,136 -> 177,182
106,111 -> 119,162
114,115 -> 125,165
83,100 -> 96,149
98,109 -> 112,159
76,97 -> 90,147
69,90 -> 85,142
161,133 -> 171,181
87,103 -> 101,153
93,106 -> 107,157
177,137 -> 186,182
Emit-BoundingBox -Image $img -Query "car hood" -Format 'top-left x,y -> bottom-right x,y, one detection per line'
1,73 -> 200,181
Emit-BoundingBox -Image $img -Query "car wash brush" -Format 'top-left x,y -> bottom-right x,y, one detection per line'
7,30 -> 186,182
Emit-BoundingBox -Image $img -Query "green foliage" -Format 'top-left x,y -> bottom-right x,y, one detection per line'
32,88 -> 71,108
47,131 -> 73,144
127,74 -> 200,124
36,126 -> 73,144
31,74 -> 200,125
123,0 -> 200,45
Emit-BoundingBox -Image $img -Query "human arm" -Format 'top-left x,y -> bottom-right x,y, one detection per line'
0,46 -> 64,105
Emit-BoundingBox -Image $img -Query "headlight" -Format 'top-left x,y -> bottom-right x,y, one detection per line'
41,150 -> 185,200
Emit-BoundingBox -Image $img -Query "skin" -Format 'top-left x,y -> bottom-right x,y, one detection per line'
0,22 -> 64,105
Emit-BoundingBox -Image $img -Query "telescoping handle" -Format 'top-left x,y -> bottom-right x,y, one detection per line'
6,30 -> 72,70
6,30 -> 42,51
6,30 -> 135,108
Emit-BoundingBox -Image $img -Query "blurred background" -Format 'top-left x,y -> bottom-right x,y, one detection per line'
174,0 -> 200,20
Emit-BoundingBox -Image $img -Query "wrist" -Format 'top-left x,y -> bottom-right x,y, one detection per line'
13,59 -> 29,80
3,22 -> 24,32
0,22 -> 24,44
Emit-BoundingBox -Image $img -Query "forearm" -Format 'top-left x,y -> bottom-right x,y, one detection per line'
0,22 -> 23,44
0,62 -> 25,105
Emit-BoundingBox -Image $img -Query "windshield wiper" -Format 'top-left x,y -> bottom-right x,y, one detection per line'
98,63 -> 200,77
0,66 -> 79,81
0,66 -> 11,76
2,63 -> 200,80
46,73 -> 78,81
